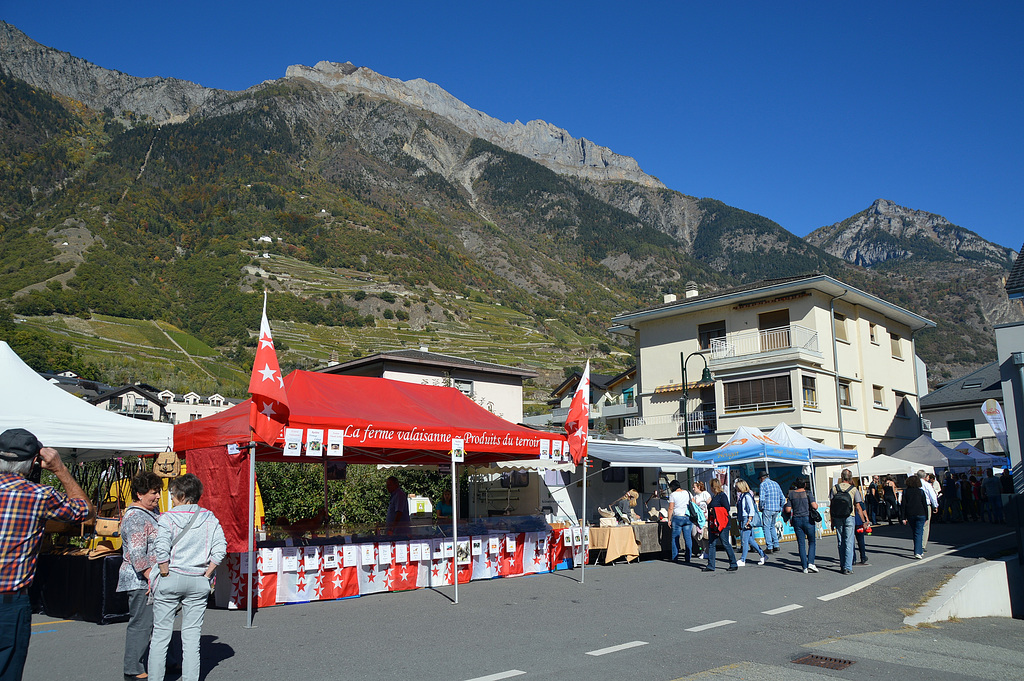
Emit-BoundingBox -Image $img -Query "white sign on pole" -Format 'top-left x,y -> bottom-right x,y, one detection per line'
283,428 -> 303,456
452,438 -> 465,463
306,428 -> 324,456
326,428 -> 345,456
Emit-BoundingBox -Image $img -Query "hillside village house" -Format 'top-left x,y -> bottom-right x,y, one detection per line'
524,367 -> 637,434
920,362 -> 1007,454
609,275 -> 934,460
316,348 -> 536,423
88,384 -> 169,422
157,390 -> 239,424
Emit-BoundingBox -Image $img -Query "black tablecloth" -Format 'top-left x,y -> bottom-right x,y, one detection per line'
30,553 -> 129,624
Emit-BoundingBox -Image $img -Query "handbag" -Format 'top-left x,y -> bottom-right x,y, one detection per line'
154,449 -> 182,478
809,507 -> 822,524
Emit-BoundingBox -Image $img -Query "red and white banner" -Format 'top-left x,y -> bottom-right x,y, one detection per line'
248,294 -> 290,445
565,361 -> 590,465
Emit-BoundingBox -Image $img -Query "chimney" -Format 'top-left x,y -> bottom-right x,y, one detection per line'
663,293 -> 677,304
684,281 -> 699,299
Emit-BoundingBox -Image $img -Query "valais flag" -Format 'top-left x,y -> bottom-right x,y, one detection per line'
564,360 -> 590,465
248,294 -> 290,444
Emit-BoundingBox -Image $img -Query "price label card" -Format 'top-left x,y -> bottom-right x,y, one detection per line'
456,540 -> 471,565
536,536 -> 546,554
540,439 -> 550,460
260,548 -> 278,573
303,547 -> 320,572
471,538 -> 482,556
323,545 -> 337,570
572,527 -> 583,546
378,543 -> 392,565
395,542 -> 408,563
306,428 -> 324,456
283,428 -> 303,457
342,545 -> 358,568
488,536 -> 500,554
281,547 -> 299,573
360,544 -> 376,566
239,552 -> 251,575
505,535 -> 516,553
432,539 -> 443,561
409,542 -> 422,562
442,540 -> 454,559
452,438 -> 465,463
326,429 -> 345,457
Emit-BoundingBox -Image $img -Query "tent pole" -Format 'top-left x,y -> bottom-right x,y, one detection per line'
245,441 -> 256,629
452,460 -> 458,605
580,456 -> 587,584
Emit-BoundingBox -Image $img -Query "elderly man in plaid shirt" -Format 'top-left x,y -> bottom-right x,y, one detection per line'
0,429 -> 92,681
758,470 -> 785,553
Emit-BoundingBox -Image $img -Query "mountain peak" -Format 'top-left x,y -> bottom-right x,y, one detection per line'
285,60 -> 664,188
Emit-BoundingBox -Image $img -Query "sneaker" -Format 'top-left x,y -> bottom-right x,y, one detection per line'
802,567 -> 809,574
701,566 -> 715,572
914,554 -> 923,560
735,560 -> 746,567
808,564 -> 819,573
758,556 -> 766,565
726,565 -> 738,572
858,560 -> 870,566
840,568 -> 853,575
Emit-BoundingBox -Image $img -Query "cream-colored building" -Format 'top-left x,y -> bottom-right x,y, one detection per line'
609,275 -> 935,459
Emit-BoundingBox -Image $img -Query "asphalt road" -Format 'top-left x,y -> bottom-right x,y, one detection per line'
24,520 -> 1022,681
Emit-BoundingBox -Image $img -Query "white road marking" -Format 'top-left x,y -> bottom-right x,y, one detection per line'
762,603 -> 803,615
818,532 -> 1013,602
685,619 -> 736,632
585,640 -> 650,656
463,671 -> 527,681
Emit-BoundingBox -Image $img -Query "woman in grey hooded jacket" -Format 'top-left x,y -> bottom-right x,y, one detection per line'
148,473 -> 226,681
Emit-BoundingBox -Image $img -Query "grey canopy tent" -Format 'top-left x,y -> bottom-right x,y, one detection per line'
893,435 -> 976,470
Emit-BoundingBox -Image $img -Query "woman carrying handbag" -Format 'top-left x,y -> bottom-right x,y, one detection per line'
735,479 -> 767,567
783,477 -> 819,573
702,479 -> 738,572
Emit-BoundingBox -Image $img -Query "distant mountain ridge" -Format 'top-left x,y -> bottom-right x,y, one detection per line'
0,20 -> 1021,392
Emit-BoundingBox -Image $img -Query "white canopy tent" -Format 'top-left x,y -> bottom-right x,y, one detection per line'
951,441 -> 1009,469
0,341 -> 174,459
856,455 -> 935,478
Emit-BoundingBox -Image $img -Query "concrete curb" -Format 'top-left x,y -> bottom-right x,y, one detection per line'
905,556 -> 1021,625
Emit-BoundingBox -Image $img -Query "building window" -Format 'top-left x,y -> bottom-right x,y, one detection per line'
698,320 -> 727,350
189,413 -> 201,421
834,312 -> 848,343
947,419 -> 976,440
873,447 -> 886,457
894,392 -> 909,418
869,323 -> 878,344
454,379 -> 473,397
890,333 -> 903,359
622,387 -> 635,407
872,385 -> 884,408
802,375 -> 818,409
838,380 -> 852,407
724,376 -> 792,412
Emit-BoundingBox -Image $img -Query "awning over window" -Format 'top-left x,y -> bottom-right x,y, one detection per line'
653,380 -> 715,395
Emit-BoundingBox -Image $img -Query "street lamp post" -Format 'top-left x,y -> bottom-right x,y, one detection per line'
680,351 -> 714,457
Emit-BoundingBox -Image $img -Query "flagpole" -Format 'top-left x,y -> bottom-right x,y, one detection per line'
245,439 -> 257,629
451,457 -> 458,605
580,455 -> 587,584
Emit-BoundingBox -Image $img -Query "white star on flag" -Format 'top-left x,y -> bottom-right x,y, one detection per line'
258,363 -> 277,382
564,360 -> 590,465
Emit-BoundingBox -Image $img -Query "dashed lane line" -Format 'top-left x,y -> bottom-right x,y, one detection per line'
762,603 -> 803,615
585,641 -> 649,656
685,620 -> 735,632
462,671 -> 527,681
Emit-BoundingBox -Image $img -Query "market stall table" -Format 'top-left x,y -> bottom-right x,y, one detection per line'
631,522 -> 668,557
30,553 -> 129,624
587,525 -> 640,564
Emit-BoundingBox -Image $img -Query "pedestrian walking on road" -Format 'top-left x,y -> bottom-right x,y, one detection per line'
692,481 -> 711,559
734,479 -> 766,566
854,501 -> 870,566
901,475 -> 929,559
783,477 -> 818,574
981,470 -> 1004,523
829,469 -> 863,575
702,479 -> 738,572
667,481 -> 693,563
758,470 -> 784,553
882,476 -> 899,524
918,470 -> 939,552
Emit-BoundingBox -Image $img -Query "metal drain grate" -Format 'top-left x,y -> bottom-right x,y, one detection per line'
792,654 -> 855,670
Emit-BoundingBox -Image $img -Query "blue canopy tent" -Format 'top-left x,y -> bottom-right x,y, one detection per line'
767,423 -> 858,464
692,425 -> 855,468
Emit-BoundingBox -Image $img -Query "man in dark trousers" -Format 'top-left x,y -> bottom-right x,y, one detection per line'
0,429 -> 92,680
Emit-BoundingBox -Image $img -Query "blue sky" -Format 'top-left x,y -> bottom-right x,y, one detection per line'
4,2 -> 1022,251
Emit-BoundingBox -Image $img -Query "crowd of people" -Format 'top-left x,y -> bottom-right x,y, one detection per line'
666,466 -> 1015,573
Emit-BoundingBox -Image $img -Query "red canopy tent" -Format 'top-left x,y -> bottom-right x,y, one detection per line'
174,371 -> 565,550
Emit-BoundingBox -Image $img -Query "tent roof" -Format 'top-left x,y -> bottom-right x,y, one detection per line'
856,455 -> 934,478
587,439 -> 713,471
174,370 -> 562,465
0,341 -> 174,459
693,425 -> 856,466
893,435 -> 976,469
767,423 -> 858,463
950,441 -> 1009,468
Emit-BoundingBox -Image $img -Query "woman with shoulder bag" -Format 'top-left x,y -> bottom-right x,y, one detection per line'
116,471 -> 164,680
691,481 -> 711,559
148,474 -> 226,681
702,479 -> 738,572
900,475 -> 929,559
783,477 -> 818,573
735,479 -> 767,567
666,481 -> 693,563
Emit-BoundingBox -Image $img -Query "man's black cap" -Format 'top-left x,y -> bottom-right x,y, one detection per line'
758,470 -> 769,479
0,428 -> 43,461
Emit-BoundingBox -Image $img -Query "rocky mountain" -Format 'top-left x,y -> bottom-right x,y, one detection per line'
0,21 -> 1020,392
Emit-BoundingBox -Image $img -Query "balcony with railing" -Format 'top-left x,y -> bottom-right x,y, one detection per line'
708,324 -> 821,368
107,403 -> 154,417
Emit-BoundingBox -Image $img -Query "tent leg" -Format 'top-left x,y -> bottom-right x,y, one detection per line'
245,442 -> 256,629
452,462 -> 458,605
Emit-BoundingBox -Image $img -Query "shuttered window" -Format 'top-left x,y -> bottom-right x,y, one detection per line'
724,376 -> 792,412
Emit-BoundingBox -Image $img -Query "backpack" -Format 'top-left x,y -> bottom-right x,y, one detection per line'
687,500 -> 706,527
830,483 -> 855,520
